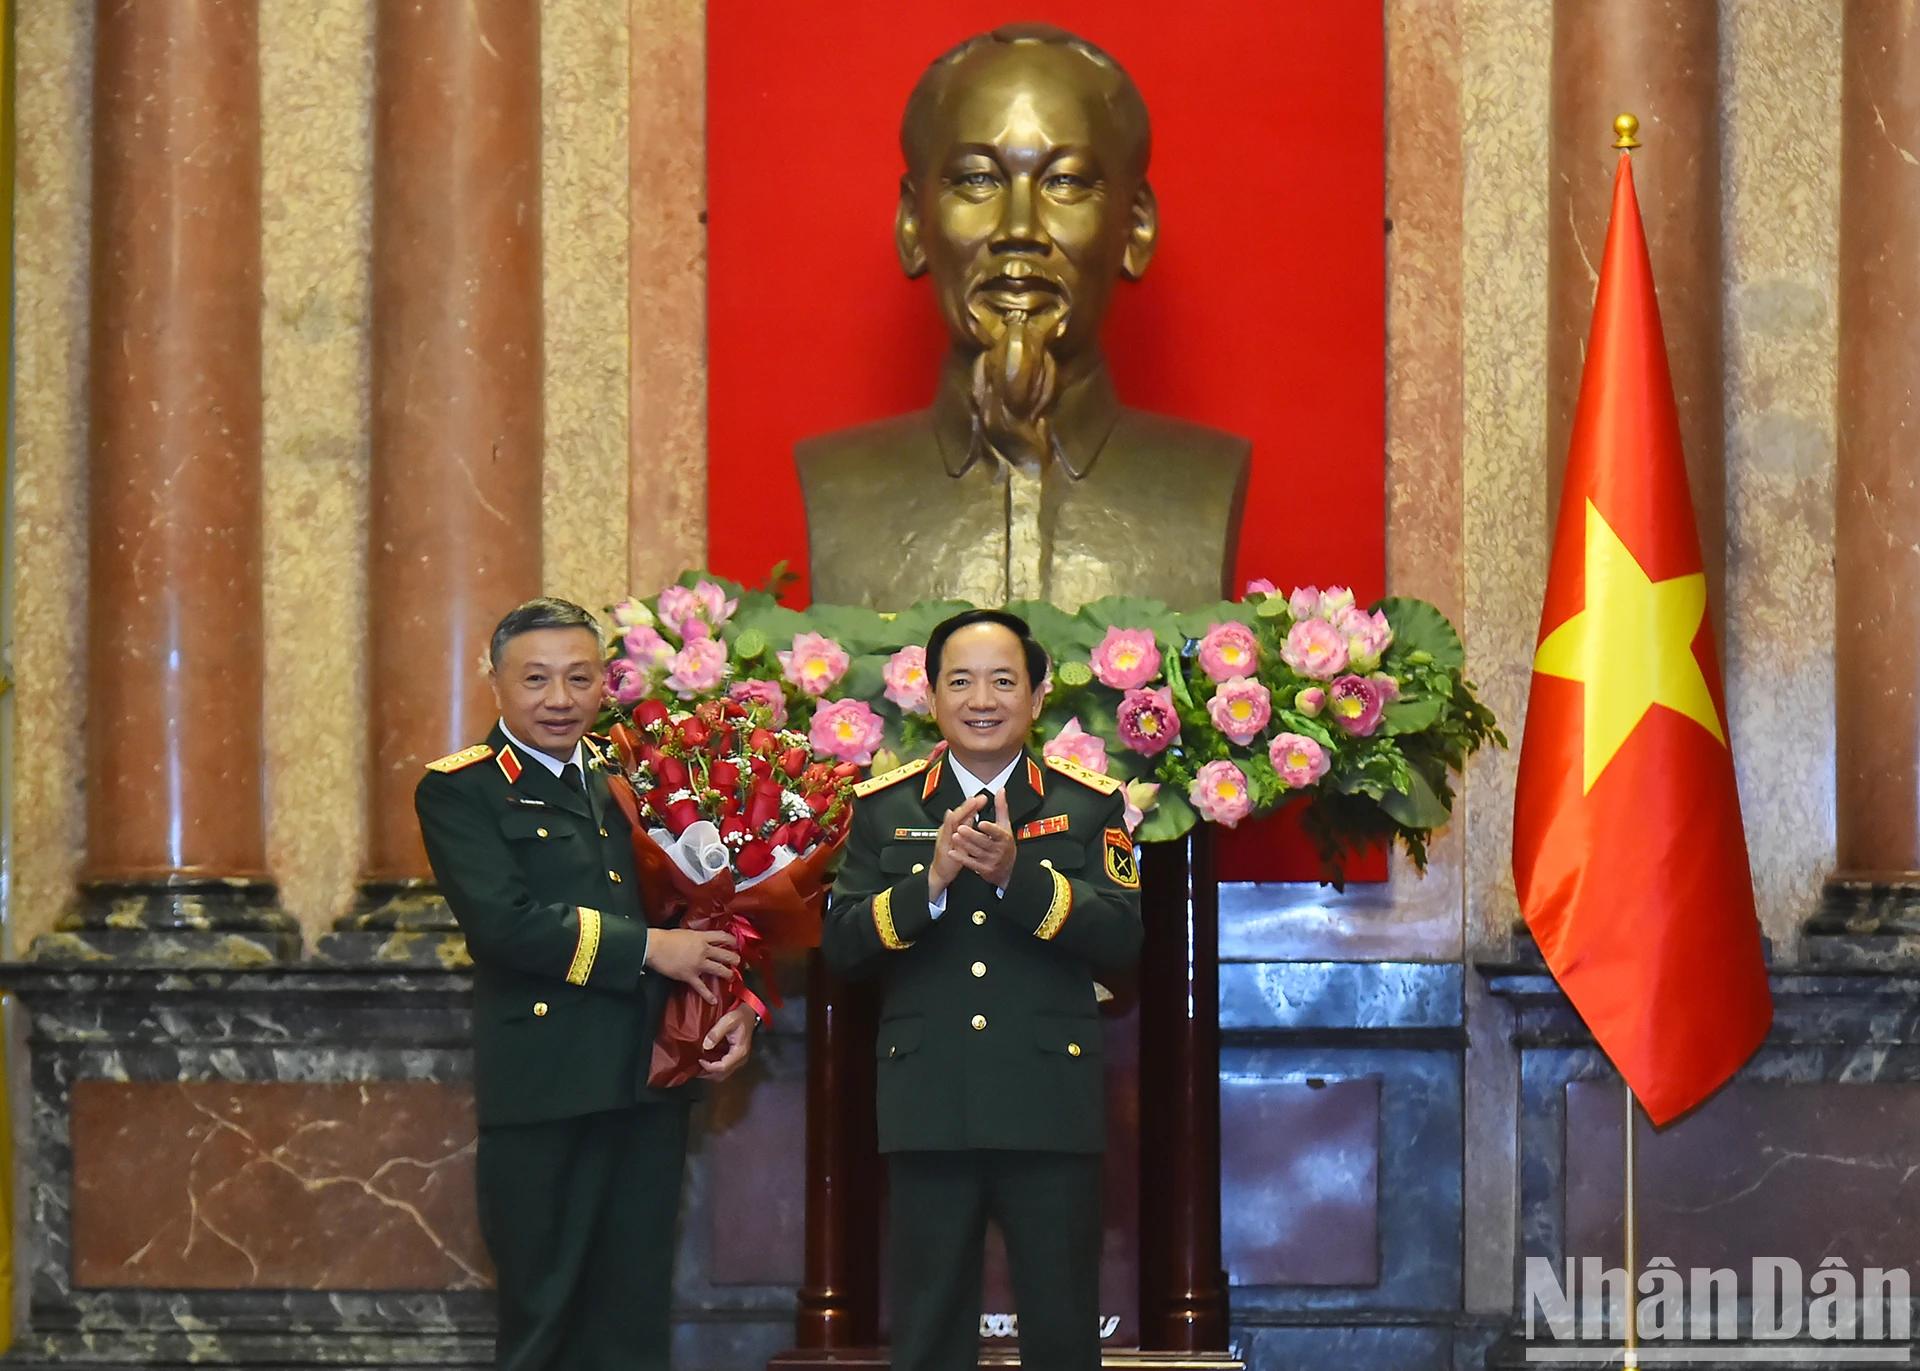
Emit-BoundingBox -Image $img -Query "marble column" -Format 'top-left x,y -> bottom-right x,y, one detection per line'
64,0 -> 296,962
1547,0 -> 1724,632
1818,3 -> 1920,933
350,0 -> 542,934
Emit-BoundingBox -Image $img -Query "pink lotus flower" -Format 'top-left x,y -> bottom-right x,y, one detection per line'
1295,686 -> 1327,717
1370,672 -> 1401,702
810,698 -> 884,765
1117,686 -> 1180,756
623,624 -> 675,670
779,632 -> 850,696
1197,621 -> 1261,683
605,657 -> 649,705
1338,606 -> 1394,672
1206,677 -> 1272,746
1282,618 -> 1350,679
658,580 -> 739,637
665,635 -> 728,695
1269,732 -> 1331,788
1123,779 -> 1160,834
1288,585 -> 1322,620
1089,627 -> 1162,690
1318,586 -> 1356,619
609,598 -> 654,629
1328,674 -> 1386,737
1043,717 -> 1110,773
1243,578 -> 1277,597
882,645 -> 930,714
728,678 -> 788,727
1189,760 -> 1253,827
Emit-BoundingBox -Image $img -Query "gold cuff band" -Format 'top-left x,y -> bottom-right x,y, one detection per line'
1036,870 -> 1073,941
566,906 -> 603,985
874,887 -> 912,950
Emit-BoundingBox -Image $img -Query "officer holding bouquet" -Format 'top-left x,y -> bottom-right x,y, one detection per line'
824,608 -> 1144,1371
415,597 -> 756,1371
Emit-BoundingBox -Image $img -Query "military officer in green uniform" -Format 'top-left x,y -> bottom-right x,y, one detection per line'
824,609 -> 1144,1371
416,597 -> 757,1371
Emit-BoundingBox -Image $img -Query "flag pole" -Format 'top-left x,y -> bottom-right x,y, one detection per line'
1607,109 -> 1644,1371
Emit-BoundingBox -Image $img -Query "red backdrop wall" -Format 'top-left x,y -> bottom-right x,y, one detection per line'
705,3 -> 1386,879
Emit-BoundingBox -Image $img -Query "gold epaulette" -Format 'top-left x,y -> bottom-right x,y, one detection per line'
1045,754 -> 1123,795
854,755 -> 930,798
425,744 -> 494,773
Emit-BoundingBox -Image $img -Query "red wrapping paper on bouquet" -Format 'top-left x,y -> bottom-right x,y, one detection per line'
603,768 -> 842,1087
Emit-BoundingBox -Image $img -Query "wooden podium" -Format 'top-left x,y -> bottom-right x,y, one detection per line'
771,829 -> 1239,1369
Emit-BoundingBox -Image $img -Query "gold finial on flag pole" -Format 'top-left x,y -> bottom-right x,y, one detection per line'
1613,113 -> 1642,150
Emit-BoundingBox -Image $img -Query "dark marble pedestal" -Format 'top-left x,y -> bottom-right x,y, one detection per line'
0,964 -> 492,1369
1480,959 -> 1920,1370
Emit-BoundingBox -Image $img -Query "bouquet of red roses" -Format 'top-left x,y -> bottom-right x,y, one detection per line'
601,697 -> 855,1086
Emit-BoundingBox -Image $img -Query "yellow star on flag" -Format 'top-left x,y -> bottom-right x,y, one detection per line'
1532,500 -> 1725,792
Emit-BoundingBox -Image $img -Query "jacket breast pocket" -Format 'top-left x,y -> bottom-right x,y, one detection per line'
1032,1013 -> 1101,1059
878,1016 -> 924,1060
498,810 -> 576,844
878,845 -> 935,875
1021,840 -> 1084,872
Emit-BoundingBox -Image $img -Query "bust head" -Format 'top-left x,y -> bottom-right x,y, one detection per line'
895,24 -> 1158,382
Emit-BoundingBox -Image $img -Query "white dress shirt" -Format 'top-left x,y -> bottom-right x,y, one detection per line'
499,720 -> 584,778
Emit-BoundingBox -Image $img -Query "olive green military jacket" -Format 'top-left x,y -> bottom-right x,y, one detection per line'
823,747 -> 1144,1154
416,725 -> 674,1128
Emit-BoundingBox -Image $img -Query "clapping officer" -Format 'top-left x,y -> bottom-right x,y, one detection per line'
416,597 -> 756,1371
824,609 -> 1144,1371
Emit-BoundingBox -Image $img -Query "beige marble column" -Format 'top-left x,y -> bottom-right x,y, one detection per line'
628,0 -> 708,595
1825,2 -> 1920,904
357,1 -> 543,911
1548,0 -> 1725,631
62,0 -> 295,961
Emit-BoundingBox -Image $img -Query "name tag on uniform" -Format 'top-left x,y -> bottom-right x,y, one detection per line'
1016,815 -> 1070,840
893,827 -> 940,841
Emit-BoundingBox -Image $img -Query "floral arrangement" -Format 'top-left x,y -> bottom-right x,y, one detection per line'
597,571 -> 1504,881
595,691 -> 857,1086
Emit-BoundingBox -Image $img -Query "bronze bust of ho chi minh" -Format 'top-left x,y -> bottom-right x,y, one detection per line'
796,24 -> 1250,613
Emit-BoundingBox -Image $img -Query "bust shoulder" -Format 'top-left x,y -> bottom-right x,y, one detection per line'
796,410 -> 942,479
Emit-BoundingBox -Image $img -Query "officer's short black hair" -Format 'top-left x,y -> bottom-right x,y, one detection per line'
925,609 -> 1049,693
489,597 -> 602,669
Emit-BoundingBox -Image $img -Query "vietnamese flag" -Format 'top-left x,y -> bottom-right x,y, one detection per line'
1512,152 -> 1771,1126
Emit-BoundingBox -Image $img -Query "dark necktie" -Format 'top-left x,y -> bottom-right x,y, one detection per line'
560,762 -> 587,797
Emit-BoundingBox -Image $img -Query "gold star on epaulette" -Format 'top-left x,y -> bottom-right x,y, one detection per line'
1044,754 -> 1123,795
854,755 -> 930,798
425,744 -> 494,773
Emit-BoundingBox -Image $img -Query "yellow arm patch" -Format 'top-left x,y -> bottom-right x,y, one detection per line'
1036,869 -> 1073,940
873,887 -> 913,950
566,907 -> 602,985
425,744 -> 494,773
1044,754 -> 1122,795
1104,828 -> 1140,889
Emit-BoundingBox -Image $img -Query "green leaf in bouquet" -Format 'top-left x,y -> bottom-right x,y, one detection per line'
1004,599 -> 1107,658
799,603 -> 899,657
1133,787 -> 1196,844
1166,654 -> 1197,713
1375,596 -> 1465,673
1378,761 -> 1451,830
729,600 -> 811,651
1172,599 -> 1258,641
1379,690 -> 1446,736
885,599 -> 978,646
836,652 -> 891,703
1254,595 -> 1291,620
1271,711 -> 1336,751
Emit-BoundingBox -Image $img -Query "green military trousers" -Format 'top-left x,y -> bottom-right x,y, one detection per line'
888,1150 -> 1105,1371
475,1101 -> 691,1371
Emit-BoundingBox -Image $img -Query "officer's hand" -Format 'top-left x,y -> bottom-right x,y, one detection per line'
951,789 -> 1016,891
928,794 -> 988,902
644,928 -> 740,1004
699,1004 -> 758,1080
